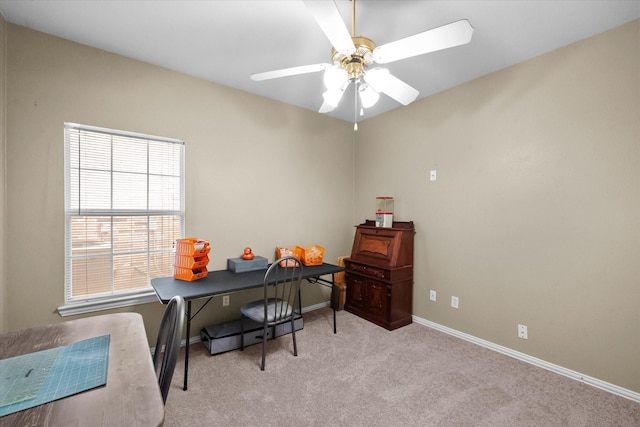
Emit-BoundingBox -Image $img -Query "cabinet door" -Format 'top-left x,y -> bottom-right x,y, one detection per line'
365,279 -> 389,319
345,274 -> 366,309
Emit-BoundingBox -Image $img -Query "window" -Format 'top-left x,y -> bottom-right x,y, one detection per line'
60,123 -> 184,316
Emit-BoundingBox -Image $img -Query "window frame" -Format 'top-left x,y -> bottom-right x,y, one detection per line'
58,123 -> 185,317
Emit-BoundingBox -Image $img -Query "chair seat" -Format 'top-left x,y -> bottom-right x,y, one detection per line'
241,298 -> 294,323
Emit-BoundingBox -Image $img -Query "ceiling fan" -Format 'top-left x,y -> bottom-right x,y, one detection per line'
250,0 -> 474,126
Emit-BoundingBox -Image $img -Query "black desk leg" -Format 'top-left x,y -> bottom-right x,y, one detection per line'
184,300 -> 191,391
332,273 -> 337,334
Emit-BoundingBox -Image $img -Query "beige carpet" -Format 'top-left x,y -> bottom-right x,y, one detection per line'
164,308 -> 639,426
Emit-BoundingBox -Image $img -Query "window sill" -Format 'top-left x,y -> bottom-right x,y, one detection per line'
57,290 -> 160,317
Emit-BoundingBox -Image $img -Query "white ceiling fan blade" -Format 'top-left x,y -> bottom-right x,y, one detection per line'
303,0 -> 355,55
318,100 -> 337,114
373,19 -> 474,64
319,88 -> 346,113
251,63 -> 331,81
384,73 -> 419,105
365,69 -> 419,106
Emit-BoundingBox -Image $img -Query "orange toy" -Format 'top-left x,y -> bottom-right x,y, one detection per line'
242,247 -> 255,260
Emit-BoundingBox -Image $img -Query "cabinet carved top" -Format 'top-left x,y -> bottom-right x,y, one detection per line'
350,220 -> 415,268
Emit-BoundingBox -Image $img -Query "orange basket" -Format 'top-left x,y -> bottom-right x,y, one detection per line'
275,246 -> 304,267
173,266 -> 208,282
300,245 -> 324,266
175,238 -> 211,257
174,254 -> 209,269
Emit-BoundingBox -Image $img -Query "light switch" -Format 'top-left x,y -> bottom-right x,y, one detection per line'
430,170 -> 437,181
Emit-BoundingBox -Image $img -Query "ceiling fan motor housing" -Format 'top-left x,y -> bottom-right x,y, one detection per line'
331,36 -> 375,81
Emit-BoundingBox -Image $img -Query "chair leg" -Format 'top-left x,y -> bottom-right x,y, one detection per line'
291,316 -> 298,357
240,316 -> 244,351
260,323 -> 268,371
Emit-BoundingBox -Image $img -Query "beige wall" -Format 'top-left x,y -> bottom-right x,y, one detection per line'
357,20 -> 639,393
5,25 -> 355,342
4,18 -> 639,395
0,13 -> 6,333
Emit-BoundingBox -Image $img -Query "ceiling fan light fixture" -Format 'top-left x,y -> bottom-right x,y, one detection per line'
359,84 -> 380,108
322,88 -> 345,108
364,67 -> 391,93
323,66 -> 348,90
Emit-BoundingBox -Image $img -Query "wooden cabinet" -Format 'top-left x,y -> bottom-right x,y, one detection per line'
344,220 -> 414,330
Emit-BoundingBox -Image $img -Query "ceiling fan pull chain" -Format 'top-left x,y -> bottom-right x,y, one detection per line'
354,79 -> 359,131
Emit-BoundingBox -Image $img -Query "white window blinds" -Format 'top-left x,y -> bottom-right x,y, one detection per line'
64,123 -> 184,306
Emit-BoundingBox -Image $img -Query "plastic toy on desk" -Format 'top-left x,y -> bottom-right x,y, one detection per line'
242,247 -> 255,260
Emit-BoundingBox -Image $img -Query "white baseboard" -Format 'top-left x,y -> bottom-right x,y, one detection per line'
412,315 -> 640,403
302,301 -> 331,313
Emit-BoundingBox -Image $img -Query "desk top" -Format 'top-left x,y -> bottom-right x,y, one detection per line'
0,313 -> 164,427
151,262 -> 344,303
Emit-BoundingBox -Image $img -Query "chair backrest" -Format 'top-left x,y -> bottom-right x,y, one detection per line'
263,256 -> 303,324
153,295 -> 185,404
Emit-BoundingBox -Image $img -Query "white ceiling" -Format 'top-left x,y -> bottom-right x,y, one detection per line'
1,1 -> 638,123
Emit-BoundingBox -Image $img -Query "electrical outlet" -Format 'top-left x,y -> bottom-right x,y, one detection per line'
430,290 -> 436,301
518,324 -> 528,339
451,296 -> 459,309
222,295 -> 230,307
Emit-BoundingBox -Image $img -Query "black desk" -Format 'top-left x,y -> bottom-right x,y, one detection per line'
151,262 -> 343,390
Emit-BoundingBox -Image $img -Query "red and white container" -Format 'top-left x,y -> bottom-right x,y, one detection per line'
375,197 -> 394,228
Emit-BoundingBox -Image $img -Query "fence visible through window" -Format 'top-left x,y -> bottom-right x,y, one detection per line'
64,123 -> 184,303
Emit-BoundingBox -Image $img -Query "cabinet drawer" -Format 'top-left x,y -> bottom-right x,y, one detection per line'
345,259 -> 412,282
345,261 -> 388,280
